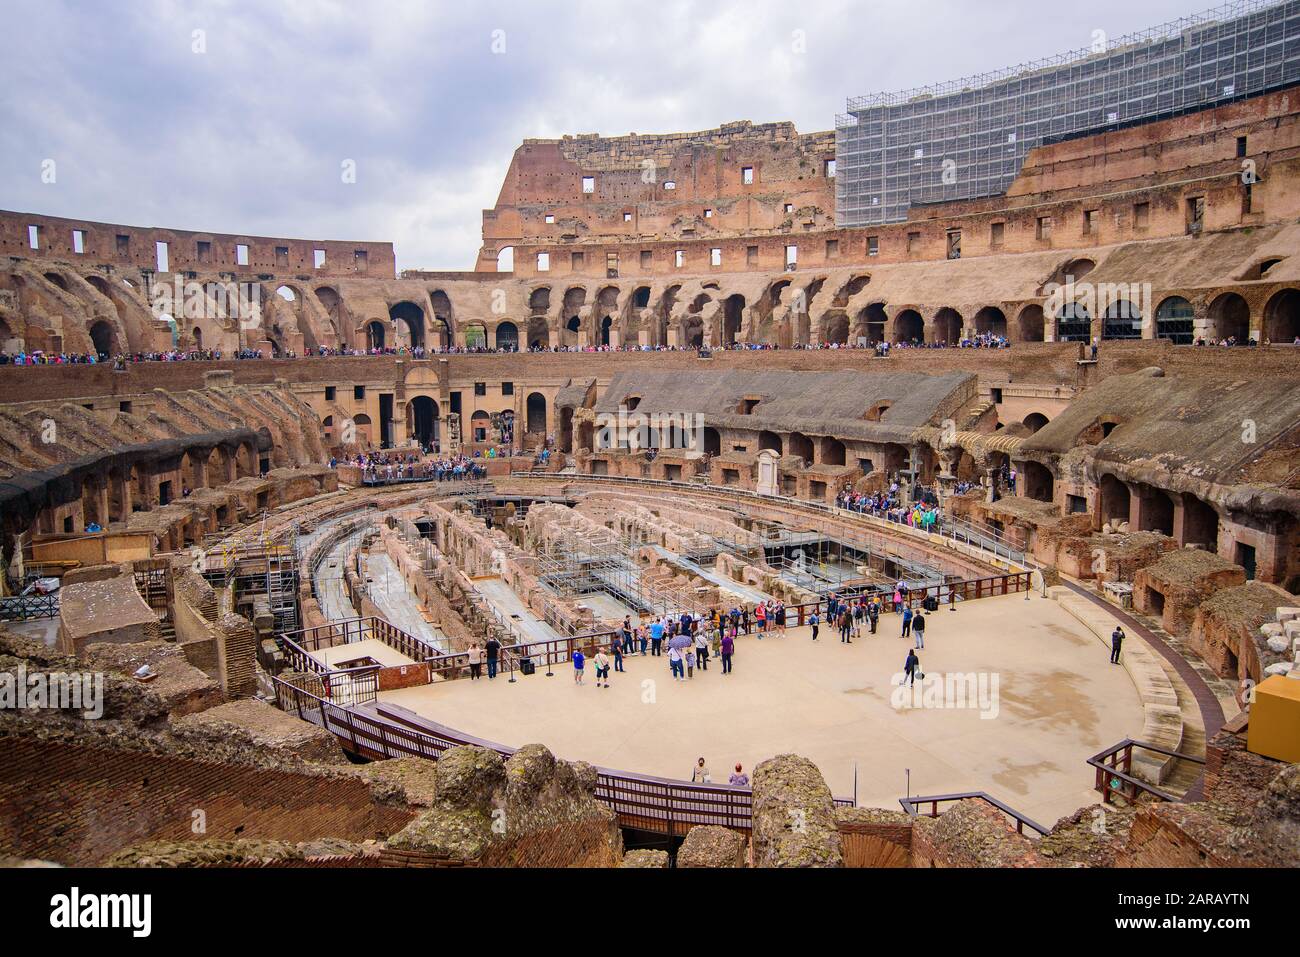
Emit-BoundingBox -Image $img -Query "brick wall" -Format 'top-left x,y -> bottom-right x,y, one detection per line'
0,737 -> 415,865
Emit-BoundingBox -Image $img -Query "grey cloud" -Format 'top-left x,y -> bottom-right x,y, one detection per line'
0,0 -> 1203,270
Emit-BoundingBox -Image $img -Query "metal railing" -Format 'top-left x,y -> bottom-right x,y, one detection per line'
272,673 -> 850,835
507,472 -> 1029,568
279,615 -> 444,669
900,792 -> 1050,837
0,592 -> 60,622
1087,738 -> 1207,805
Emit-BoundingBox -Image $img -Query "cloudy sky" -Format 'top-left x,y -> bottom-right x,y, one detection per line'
2,0 -> 1202,271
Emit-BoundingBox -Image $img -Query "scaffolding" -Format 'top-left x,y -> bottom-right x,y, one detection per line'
202,533 -> 301,634
535,521 -> 703,617
836,0 -> 1300,225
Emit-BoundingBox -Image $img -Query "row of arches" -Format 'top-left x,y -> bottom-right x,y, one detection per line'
811,288 -> 1298,346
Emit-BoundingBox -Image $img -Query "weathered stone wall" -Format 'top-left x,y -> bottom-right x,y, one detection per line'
0,732 -> 414,866
750,754 -> 842,867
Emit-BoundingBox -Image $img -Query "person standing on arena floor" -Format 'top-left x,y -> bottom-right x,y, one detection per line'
755,601 -> 767,634
650,617 -> 664,656
904,649 -> 920,687
901,604 -> 913,639
593,647 -> 611,688
809,609 -> 820,641
694,627 -> 709,670
721,629 -> 734,674
611,637 -> 625,673
485,636 -> 500,679
668,644 -> 685,681
913,610 -> 926,649
868,596 -> 880,635
467,642 -> 483,680
621,616 -> 634,655
638,623 -> 648,655
572,646 -> 585,685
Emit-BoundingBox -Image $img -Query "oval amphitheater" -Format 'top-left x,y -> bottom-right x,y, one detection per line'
2,3 -> 1300,872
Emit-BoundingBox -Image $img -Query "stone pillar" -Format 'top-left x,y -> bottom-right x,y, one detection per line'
985,466 -> 998,503
751,754 -> 842,868
756,449 -> 779,496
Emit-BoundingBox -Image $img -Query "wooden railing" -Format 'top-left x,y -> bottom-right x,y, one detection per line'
279,570 -> 1031,683
272,672 -> 852,835
1087,738 -> 1206,805
899,792 -> 1050,837
279,616 -> 444,668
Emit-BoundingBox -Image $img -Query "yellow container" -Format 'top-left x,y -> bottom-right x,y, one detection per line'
1247,674 -> 1300,763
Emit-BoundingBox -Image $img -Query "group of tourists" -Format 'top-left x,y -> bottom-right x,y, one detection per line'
835,484 -> 941,531
688,757 -> 750,786
339,449 -> 488,483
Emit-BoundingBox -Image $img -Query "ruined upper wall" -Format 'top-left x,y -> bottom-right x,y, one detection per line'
0,210 -> 397,280
479,120 -> 837,270
504,86 -> 1300,278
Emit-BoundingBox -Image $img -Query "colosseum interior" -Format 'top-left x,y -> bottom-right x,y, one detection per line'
1,1 -> 1298,905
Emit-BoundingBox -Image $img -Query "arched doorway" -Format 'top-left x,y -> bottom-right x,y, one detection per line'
1098,474 -> 1131,527
389,302 -> 425,349
860,303 -> 887,343
88,320 -> 116,357
1133,482 -> 1174,536
758,431 -> 781,454
1023,412 -> 1050,434
1155,296 -> 1194,344
1017,305 -> 1045,342
527,316 -> 549,350
463,323 -> 487,349
495,321 -> 518,351
973,307 -> 1007,338
366,320 -> 386,351
1056,302 -> 1091,342
1021,461 -> 1054,502
823,313 -> 849,345
933,308 -> 962,343
1102,300 -> 1142,340
496,246 -> 514,272
1263,288 -> 1300,343
428,291 -> 454,350
600,315 -> 613,347
703,427 -> 721,456
683,316 -> 704,348
723,295 -> 744,346
893,309 -> 923,343
408,396 -> 440,450
526,392 -> 547,434
1207,293 -> 1250,342
529,287 -> 551,314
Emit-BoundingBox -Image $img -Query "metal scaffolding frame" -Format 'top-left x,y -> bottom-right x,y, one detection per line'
836,0 -> 1300,225
535,521 -> 703,617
